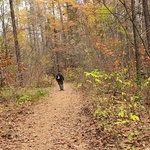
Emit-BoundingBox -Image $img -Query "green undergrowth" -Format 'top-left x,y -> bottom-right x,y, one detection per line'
0,75 -> 53,105
0,86 -> 51,105
15,88 -> 51,105
65,67 -> 150,149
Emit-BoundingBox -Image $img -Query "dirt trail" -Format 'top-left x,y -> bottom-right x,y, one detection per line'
14,82 -> 91,150
2,82 -> 149,150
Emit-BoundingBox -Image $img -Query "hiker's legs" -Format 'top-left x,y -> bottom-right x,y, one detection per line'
59,83 -> 64,90
60,84 -> 64,90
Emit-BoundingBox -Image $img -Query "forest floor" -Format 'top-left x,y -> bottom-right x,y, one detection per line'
0,82 -> 149,150
0,82 -> 102,150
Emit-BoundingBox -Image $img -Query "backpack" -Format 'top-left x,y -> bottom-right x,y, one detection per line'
57,75 -> 60,80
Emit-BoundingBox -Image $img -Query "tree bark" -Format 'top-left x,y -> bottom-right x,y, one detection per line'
52,1 -> 59,72
131,0 -> 141,88
57,0 -> 65,40
9,0 -> 23,86
142,0 -> 150,55
1,0 -> 8,56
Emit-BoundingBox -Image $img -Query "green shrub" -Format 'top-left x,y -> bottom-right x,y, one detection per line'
0,86 -> 50,105
15,88 -> 50,105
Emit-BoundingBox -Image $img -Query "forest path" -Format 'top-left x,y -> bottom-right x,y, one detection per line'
15,82 -> 92,150
1,81 -> 149,149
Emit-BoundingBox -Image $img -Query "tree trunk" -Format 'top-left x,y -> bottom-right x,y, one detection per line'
142,0 -> 150,55
131,0 -> 141,88
52,1 -> 59,72
57,0 -> 65,40
2,0 -> 8,56
9,0 -> 23,86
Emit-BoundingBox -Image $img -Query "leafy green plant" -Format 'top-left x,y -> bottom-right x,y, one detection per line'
128,130 -> 139,141
129,113 -> 139,121
16,94 -> 31,105
115,119 -> 130,125
94,106 -> 108,119
128,133 -> 134,141
118,106 -> 126,118
84,69 -> 135,95
70,67 -> 149,149
15,88 -> 50,105
77,83 -> 82,88
143,77 -> 150,87
0,86 -> 50,105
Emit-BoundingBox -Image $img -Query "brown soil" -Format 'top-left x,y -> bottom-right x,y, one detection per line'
1,82 -> 149,150
0,82 -> 100,150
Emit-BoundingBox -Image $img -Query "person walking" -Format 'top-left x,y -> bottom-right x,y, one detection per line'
56,71 -> 64,91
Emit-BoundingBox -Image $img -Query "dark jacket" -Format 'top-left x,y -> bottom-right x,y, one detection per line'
56,73 -> 64,84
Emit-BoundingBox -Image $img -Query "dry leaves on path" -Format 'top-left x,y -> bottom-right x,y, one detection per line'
0,82 -> 102,150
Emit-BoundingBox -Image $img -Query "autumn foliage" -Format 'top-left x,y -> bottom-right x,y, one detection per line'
0,0 -> 150,149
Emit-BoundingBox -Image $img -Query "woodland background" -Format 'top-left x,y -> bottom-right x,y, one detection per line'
0,0 -> 150,149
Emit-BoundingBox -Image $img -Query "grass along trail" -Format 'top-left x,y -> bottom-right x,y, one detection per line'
12,82 -> 92,150
1,82 -> 149,150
